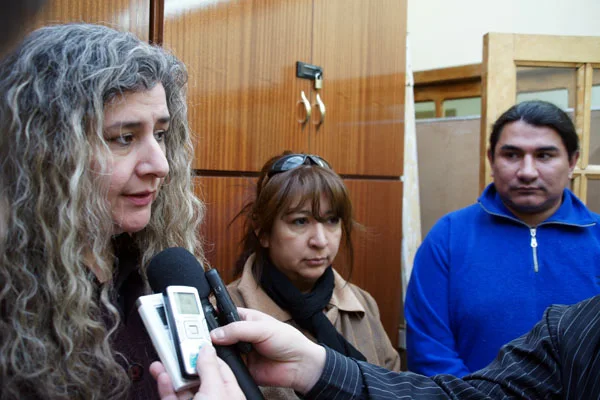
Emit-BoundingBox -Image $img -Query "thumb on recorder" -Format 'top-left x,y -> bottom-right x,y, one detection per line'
150,344 -> 245,400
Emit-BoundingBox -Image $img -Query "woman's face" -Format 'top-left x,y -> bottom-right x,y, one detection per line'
260,194 -> 342,292
101,84 -> 170,234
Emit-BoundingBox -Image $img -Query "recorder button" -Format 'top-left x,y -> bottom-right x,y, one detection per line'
184,320 -> 202,339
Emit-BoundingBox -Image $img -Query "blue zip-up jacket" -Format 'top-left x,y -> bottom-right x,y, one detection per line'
405,184 -> 600,377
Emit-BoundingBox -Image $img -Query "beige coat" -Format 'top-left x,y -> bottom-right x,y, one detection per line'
226,254 -> 401,399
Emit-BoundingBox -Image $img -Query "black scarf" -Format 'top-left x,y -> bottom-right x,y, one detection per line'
260,258 -> 366,361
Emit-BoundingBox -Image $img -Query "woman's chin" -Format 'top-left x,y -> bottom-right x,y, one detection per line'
112,220 -> 150,235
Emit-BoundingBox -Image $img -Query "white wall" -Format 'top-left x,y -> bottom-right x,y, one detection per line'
408,0 -> 600,71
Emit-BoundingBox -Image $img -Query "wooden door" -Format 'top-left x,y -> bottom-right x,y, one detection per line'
480,33 -> 600,204
343,179 -> 403,343
195,176 -> 254,282
34,0 -> 150,40
162,0 -> 312,172
310,0 -> 406,177
172,0 -> 406,348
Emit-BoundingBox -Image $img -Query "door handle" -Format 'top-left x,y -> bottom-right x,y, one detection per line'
296,90 -> 311,124
312,94 -> 326,127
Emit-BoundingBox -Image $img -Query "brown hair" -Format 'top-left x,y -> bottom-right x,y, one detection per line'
234,151 -> 357,283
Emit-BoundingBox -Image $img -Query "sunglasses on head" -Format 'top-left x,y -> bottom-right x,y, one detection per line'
268,154 -> 331,177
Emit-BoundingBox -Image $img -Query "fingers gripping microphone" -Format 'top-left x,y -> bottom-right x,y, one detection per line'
147,248 -> 265,400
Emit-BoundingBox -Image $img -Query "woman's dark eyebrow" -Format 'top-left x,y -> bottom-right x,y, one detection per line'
284,209 -> 311,216
105,116 -> 171,130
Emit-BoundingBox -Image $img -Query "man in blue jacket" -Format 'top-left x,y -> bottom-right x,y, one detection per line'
405,100 -> 600,377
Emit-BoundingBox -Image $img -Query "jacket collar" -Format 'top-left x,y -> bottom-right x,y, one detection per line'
237,254 -> 365,323
478,183 -> 597,226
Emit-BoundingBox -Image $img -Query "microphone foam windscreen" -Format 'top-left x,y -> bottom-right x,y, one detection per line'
146,247 -> 211,297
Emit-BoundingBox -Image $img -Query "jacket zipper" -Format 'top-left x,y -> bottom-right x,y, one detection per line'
529,228 -> 539,272
478,202 -> 596,273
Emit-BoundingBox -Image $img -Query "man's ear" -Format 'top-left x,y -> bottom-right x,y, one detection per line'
568,150 -> 580,178
255,229 -> 269,248
487,148 -> 494,177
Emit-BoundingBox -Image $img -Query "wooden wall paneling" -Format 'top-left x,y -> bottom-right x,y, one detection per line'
414,64 -> 481,119
150,0 -> 164,44
416,118 -> 480,236
194,176 -> 255,283
35,0 -> 150,40
163,0 -> 313,172
413,63 -> 481,86
340,179 -> 403,344
414,81 -> 481,118
311,0 -> 406,177
413,81 -> 482,104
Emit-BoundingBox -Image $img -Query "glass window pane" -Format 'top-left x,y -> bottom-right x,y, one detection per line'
517,88 -> 569,109
415,101 -> 435,119
443,97 -> 481,118
590,68 -> 600,165
516,66 -> 576,110
585,178 -> 600,214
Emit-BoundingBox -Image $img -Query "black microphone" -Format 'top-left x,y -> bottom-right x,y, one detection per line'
147,247 -> 265,400
205,268 -> 252,354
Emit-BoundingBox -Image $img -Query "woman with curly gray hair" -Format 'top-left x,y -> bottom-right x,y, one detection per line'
0,23 -> 205,399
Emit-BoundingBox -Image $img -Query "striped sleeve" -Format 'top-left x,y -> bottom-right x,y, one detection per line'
306,347 -> 364,400
305,296 -> 600,399
465,296 -> 600,399
306,347 -> 488,400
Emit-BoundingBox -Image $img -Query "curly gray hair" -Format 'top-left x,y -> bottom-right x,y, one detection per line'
0,23 -> 204,399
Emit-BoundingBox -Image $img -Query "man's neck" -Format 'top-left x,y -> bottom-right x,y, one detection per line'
506,202 -> 562,227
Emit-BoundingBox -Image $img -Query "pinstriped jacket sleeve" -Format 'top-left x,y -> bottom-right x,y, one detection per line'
306,347 -> 490,400
305,295 -> 600,399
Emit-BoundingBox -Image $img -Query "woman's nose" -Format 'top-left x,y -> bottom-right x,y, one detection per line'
137,137 -> 169,178
308,223 -> 328,248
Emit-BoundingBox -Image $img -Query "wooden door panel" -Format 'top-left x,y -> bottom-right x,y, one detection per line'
311,0 -> 406,177
194,176 -> 255,283
34,0 -> 150,40
164,0 -> 312,172
342,179 -> 403,344
196,176 -> 403,344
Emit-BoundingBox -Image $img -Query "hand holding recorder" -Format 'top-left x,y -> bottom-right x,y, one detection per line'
149,345 -> 244,400
139,247 -> 264,399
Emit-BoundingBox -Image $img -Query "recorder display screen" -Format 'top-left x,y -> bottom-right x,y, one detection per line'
175,292 -> 200,315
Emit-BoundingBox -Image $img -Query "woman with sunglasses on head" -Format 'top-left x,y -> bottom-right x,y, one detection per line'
226,151 -> 401,399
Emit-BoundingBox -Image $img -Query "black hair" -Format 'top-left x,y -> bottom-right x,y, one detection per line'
489,100 -> 579,160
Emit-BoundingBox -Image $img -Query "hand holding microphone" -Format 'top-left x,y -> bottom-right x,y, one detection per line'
144,247 -> 265,400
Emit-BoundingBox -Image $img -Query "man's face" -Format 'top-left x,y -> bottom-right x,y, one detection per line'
488,120 -> 578,226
